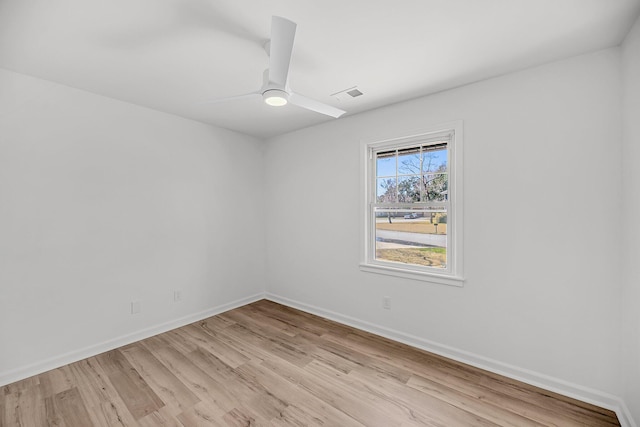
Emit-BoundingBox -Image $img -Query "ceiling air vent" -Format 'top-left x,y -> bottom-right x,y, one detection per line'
331,86 -> 364,101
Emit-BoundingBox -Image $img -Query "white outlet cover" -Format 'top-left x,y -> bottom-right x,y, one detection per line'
131,301 -> 141,314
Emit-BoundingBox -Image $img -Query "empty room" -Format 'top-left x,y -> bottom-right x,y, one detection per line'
1,0 -> 640,426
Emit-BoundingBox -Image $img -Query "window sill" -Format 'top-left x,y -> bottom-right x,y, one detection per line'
359,263 -> 465,287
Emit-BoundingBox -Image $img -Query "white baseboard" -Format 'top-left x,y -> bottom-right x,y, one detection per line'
619,401 -> 639,427
0,292 -> 265,387
265,292 -> 635,427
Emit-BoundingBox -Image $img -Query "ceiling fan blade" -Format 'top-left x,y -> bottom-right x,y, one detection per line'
289,92 -> 346,118
199,92 -> 260,105
269,16 -> 297,87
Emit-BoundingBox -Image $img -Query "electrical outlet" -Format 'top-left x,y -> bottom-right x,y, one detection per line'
174,290 -> 182,302
383,296 -> 391,310
131,301 -> 141,314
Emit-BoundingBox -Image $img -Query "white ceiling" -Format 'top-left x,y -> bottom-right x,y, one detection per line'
1,0 -> 639,138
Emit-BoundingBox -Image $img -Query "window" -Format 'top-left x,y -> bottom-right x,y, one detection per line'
361,122 -> 464,286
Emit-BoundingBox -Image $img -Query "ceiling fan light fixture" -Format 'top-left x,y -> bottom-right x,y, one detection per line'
263,89 -> 289,107
203,17 -> 344,118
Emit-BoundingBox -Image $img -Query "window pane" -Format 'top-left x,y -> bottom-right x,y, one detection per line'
374,208 -> 447,269
422,147 -> 447,173
397,150 -> 421,175
398,175 -> 421,203
376,155 -> 396,178
422,172 -> 448,202
377,177 -> 397,202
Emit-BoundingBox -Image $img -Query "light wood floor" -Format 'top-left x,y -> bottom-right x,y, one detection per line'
1,300 -> 620,426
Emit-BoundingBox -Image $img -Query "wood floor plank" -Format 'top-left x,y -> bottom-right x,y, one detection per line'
221,307 -> 298,338
226,322 -> 314,368
235,360 -> 366,427
137,407 -> 183,427
311,358 -> 499,426
201,313 -> 237,331
141,337 -> 237,418
66,357 -> 138,427
0,394 -> 5,427
209,324 -> 280,365
1,377 -> 39,397
43,395 -> 67,427
2,392 -> 17,426
258,356 -> 416,426
158,329 -> 200,355
181,323 -> 251,368
222,407 -> 265,427
38,366 -> 75,399
175,400 -> 227,426
185,348 -> 288,422
240,303 -> 327,337
120,344 -> 200,416
224,309 -> 362,376
351,362 -> 544,427
407,373 -> 547,426
406,373 -> 599,427
0,300 -> 620,426
186,346 -> 241,385
54,387 -> 94,427
3,388 -> 46,427
95,350 -> 164,420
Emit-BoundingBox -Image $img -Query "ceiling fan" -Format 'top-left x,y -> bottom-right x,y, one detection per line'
204,16 -> 346,118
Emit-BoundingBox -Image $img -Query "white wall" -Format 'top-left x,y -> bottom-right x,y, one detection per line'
622,14 -> 640,426
265,49 -> 624,401
0,69 -> 265,383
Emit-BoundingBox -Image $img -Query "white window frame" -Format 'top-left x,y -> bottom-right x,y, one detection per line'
360,121 -> 464,286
